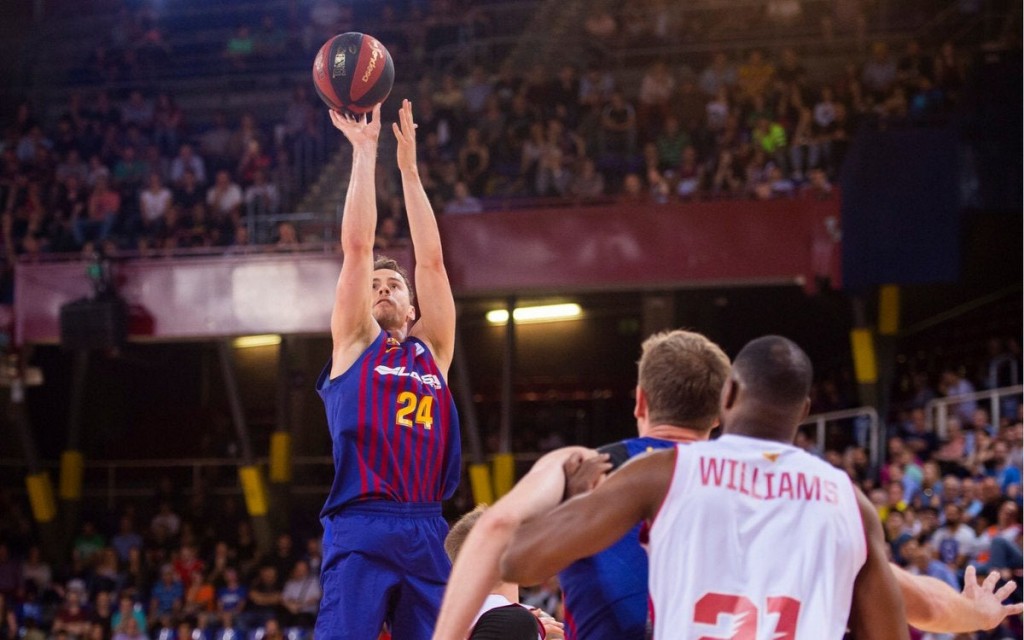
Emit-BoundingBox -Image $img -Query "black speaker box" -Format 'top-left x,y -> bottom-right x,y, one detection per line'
59,297 -> 127,350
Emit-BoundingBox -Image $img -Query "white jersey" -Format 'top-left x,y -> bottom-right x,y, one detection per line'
648,434 -> 866,639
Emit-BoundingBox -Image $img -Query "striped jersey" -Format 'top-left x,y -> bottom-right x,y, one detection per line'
558,436 -> 674,640
317,330 -> 461,517
648,434 -> 866,639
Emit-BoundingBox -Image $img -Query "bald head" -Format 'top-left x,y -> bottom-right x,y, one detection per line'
732,335 -> 813,408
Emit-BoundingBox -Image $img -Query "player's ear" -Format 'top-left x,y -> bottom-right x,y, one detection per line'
721,377 -> 738,411
633,385 -> 646,420
407,305 -> 417,323
798,397 -> 811,422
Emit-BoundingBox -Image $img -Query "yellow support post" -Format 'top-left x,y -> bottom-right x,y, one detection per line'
850,328 -> 879,384
492,453 -> 516,499
468,463 -> 494,506
269,432 -> 292,483
878,285 -> 900,336
238,466 -> 269,516
59,450 -> 84,500
25,472 -> 57,523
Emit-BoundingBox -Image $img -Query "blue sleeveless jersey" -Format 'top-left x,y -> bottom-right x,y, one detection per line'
559,436 -> 675,640
316,330 -> 461,517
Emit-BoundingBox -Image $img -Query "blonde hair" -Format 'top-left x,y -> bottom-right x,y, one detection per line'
444,504 -> 488,561
637,330 -> 731,430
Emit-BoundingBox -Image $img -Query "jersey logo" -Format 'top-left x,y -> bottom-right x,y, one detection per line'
762,452 -> 781,463
414,343 -> 425,356
385,337 -> 401,353
374,365 -> 442,389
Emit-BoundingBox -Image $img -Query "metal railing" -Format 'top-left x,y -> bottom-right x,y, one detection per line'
799,406 -> 880,471
926,384 -> 1023,440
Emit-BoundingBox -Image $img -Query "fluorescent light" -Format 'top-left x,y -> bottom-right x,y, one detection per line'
232,334 -> 282,349
486,303 -> 582,325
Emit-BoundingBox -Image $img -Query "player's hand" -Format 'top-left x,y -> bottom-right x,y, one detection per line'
529,608 -> 564,640
960,565 -> 1024,630
563,452 -> 612,500
391,98 -> 418,174
330,103 -> 381,152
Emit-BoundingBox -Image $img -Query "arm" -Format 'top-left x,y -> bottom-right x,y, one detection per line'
432,446 -> 594,640
895,563 -> 1023,632
394,99 -> 456,375
329,104 -> 383,378
848,488 -> 910,640
500,448 -> 675,587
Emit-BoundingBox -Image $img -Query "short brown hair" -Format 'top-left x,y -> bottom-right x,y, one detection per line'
444,504 -> 487,562
637,330 -> 731,430
373,255 -> 414,304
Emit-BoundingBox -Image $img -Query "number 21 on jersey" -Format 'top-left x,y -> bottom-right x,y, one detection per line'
396,392 -> 434,430
694,592 -> 801,640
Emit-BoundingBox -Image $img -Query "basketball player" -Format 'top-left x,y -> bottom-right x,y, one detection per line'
502,336 -> 909,639
444,506 -> 565,640
433,331 -> 1023,639
316,99 -> 459,639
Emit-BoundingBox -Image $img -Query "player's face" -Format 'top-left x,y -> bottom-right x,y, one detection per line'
371,269 -> 414,330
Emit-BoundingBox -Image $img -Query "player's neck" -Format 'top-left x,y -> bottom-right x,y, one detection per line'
381,325 -> 408,342
491,582 -> 519,603
645,424 -> 708,443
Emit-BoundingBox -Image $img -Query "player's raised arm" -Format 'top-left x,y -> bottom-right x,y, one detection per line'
894,563 -> 1024,633
848,488 -> 910,640
329,105 -> 382,376
393,99 -> 456,376
432,446 -> 600,640
501,448 -> 674,587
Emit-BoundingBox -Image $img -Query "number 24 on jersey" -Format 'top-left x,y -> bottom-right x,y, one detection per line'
396,392 -> 434,430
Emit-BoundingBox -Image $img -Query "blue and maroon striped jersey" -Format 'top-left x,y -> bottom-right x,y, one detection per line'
559,436 -> 675,640
317,330 -> 461,517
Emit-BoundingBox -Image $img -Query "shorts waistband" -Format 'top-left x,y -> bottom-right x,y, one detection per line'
327,500 -> 443,519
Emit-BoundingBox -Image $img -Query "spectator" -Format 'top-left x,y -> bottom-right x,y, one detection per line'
244,170 -> 279,218
457,128 -> 490,197
149,565 -> 183,625
121,91 -> 154,132
637,60 -> 675,139
444,182 -> 483,215
254,15 -> 287,61
598,91 -> 637,161
655,115 -> 689,171
736,49 -> 775,101
274,222 -> 299,248
226,114 -> 265,166
862,42 -> 897,101
930,503 -> 978,571
899,538 -> 960,591
215,568 -> 246,619
199,112 -> 233,176
940,369 -> 978,424
237,140 -> 271,187
19,546 -> 50,594
698,52 -> 737,97
112,616 -> 147,640
53,589 -> 92,638
206,171 -> 243,219
0,545 -> 18,598
675,145 -> 703,199
56,149 -> 89,185
281,560 -> 320,628
244,566 -> 282,630
150,502 -> 182,540
152,94 -> 184,158
169,145 -> 207,186
568,158 -> 605,201
172,170 -> 204,212
463,66 -> 493,117
224,25 -> 255,71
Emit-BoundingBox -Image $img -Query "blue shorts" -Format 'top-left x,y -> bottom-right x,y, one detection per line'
316,501 -> 451,640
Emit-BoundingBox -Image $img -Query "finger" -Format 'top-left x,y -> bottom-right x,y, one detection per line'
372,102 -> 382,124
392,122 -> 404,143
1002,602 -> 1024,616
962,565 -> 977,593
994,580 -> 1018,602
981,568 -> 1000,593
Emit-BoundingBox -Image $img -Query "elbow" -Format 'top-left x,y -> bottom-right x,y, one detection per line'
341,237 -> 374,257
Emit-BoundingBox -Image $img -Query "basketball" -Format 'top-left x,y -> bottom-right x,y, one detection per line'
312,32 -> 394,114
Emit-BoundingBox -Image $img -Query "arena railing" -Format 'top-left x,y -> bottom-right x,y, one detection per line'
925,384 -> 1023,440
799,406 -> 881,471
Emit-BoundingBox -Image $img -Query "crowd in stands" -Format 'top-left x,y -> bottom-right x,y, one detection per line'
1,0 -> 976,263
0,336 -> 1020,640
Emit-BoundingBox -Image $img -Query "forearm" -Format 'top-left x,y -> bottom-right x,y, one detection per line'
341,147 -> 378,253
432,513 -> 515,640
401,168 -> 443,265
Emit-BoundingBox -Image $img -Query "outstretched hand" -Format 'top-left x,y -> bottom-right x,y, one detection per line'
329,103 -> 382,151
392,98 -> 418,173
961,565 -> 1024,630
